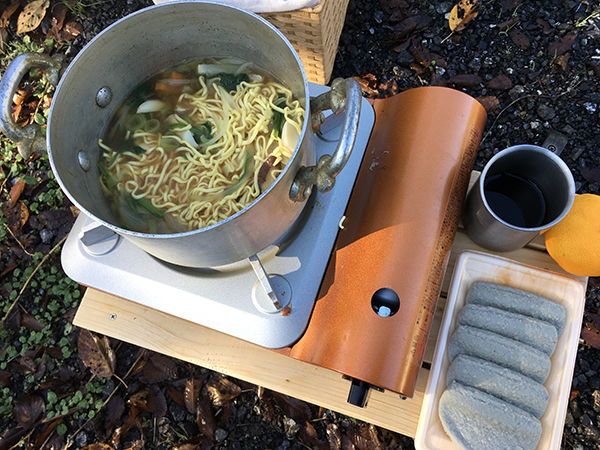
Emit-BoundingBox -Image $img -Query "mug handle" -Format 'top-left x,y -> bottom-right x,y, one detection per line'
0,53 -> 65,159
541,130 -> 568,156
289,77 -> 362,202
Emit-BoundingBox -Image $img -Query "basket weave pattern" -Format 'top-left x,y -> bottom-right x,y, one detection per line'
260,0 -> 350,85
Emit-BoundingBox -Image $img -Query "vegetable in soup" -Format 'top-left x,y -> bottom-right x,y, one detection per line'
98,57 -> 305,234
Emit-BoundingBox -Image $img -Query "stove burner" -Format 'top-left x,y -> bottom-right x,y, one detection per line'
62,84 -> 375,348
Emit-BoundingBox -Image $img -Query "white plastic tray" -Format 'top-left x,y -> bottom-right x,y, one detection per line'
414,250 -> 586,450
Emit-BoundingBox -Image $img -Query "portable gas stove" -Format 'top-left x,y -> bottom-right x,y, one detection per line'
66,85 -> 488,405
62,83 -> 376,350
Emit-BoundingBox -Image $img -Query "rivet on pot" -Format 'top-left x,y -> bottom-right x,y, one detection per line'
77,150 -> 91,172
96,86 -> 112,107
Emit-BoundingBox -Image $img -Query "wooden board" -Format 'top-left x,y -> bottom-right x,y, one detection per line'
73,207 -> 587,439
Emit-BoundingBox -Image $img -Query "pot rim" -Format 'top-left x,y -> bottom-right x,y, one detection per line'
48,0 -> 311,240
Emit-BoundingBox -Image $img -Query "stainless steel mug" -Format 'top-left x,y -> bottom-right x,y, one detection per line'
462,140 -> 575,252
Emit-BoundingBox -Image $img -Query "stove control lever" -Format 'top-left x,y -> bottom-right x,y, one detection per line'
249,254 -> 283,310
78,218 -> 121,256
79,221 -> 117,246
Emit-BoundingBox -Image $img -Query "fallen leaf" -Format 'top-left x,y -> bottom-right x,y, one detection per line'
9,178 -> 26,208
33,418 -> 61,448
570,389 -> 579,401
5,200 -> 29,234
548,33 -> 576,57
497,16 -> 520,31
0,26 -> 8,52
449,0 -> 479,32
552,53 -> 570,72
586,62 -> 600,79
0,370 -> 12,389
167,387 -> 185,408
81,444 -> 116,450
105,395 -> 125,435
0,0 -> 20,28
122,440 -> 144,450
500,0 -> 523,13
580,166 -> 600,185
1,263 -> 18,278
13,87 -> 33,106
0,427 -> 29,450
147,384 -> 167,420
476,96 -> 500,114
430,72 -> 447,86
429,53 -> 447,68
391,15 -> 432,40
447,74 -> 483,86
409,62 -> 427,75
377,78 -> 400,97
59,20 -> 83,41
582,312 -> 600,348
380,0 -> 410,16
409,42 -> 432,66
14,394 -> 45,429
149,353 -> 178,379
508,27 -> 530,50
536,18 -> 552,35
21,314 -> 45,332
141,360 -> 168,384
51,3 -> 70,29
78,329 -> 116,378
298,422 -> 329,450
16,0 -> 49,35
486,74 -> 512,90
327,423 -> 342,450
206,374 -> 242,407
184,377 -> 202,414
196,396 -> 216,439
272,392 -> 312,422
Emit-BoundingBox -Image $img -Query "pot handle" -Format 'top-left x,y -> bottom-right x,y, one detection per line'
0,53 -> 65,159
289,77 -> 362,202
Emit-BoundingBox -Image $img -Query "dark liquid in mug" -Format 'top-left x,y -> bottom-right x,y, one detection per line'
484,173 -> 547,228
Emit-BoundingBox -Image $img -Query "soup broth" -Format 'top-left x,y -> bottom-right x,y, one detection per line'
98,57 -> 305,234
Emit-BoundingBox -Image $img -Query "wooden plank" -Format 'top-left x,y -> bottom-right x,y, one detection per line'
72,169 -> 588,440
74,288 -> 427,437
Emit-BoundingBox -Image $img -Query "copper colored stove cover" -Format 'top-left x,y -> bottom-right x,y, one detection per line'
290,86 -> 487,398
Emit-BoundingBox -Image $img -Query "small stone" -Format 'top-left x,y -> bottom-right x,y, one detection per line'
478,41 -> 488,50
396,51 -> 414,67
509,85 -> 526,99
537,104 -> 556,120
436,2 -> 453,14
584,102 -> 597,113
214,428 -> 228,442
40,229 -> 54,245
468,57 -> 482,71
277,441 -> 291,450
282,417 -> 300,440
75,431 -> 88,448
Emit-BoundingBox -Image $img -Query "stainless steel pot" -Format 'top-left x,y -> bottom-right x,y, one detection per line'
0,1 -> 361,267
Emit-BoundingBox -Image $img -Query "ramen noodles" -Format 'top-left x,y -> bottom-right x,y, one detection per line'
98,57 -> 305,234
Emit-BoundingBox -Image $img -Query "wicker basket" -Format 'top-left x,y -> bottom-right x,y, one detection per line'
260,0 -> 350,85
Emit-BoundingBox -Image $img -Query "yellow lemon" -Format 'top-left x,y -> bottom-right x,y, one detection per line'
544,193 -> 600,277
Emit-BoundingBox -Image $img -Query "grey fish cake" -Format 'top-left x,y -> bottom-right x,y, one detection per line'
446,354 -> 549,418
465,281 -> 566,334
457,303 -> 558,356
439,382 -> 542,450
447,325 -> 551,383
